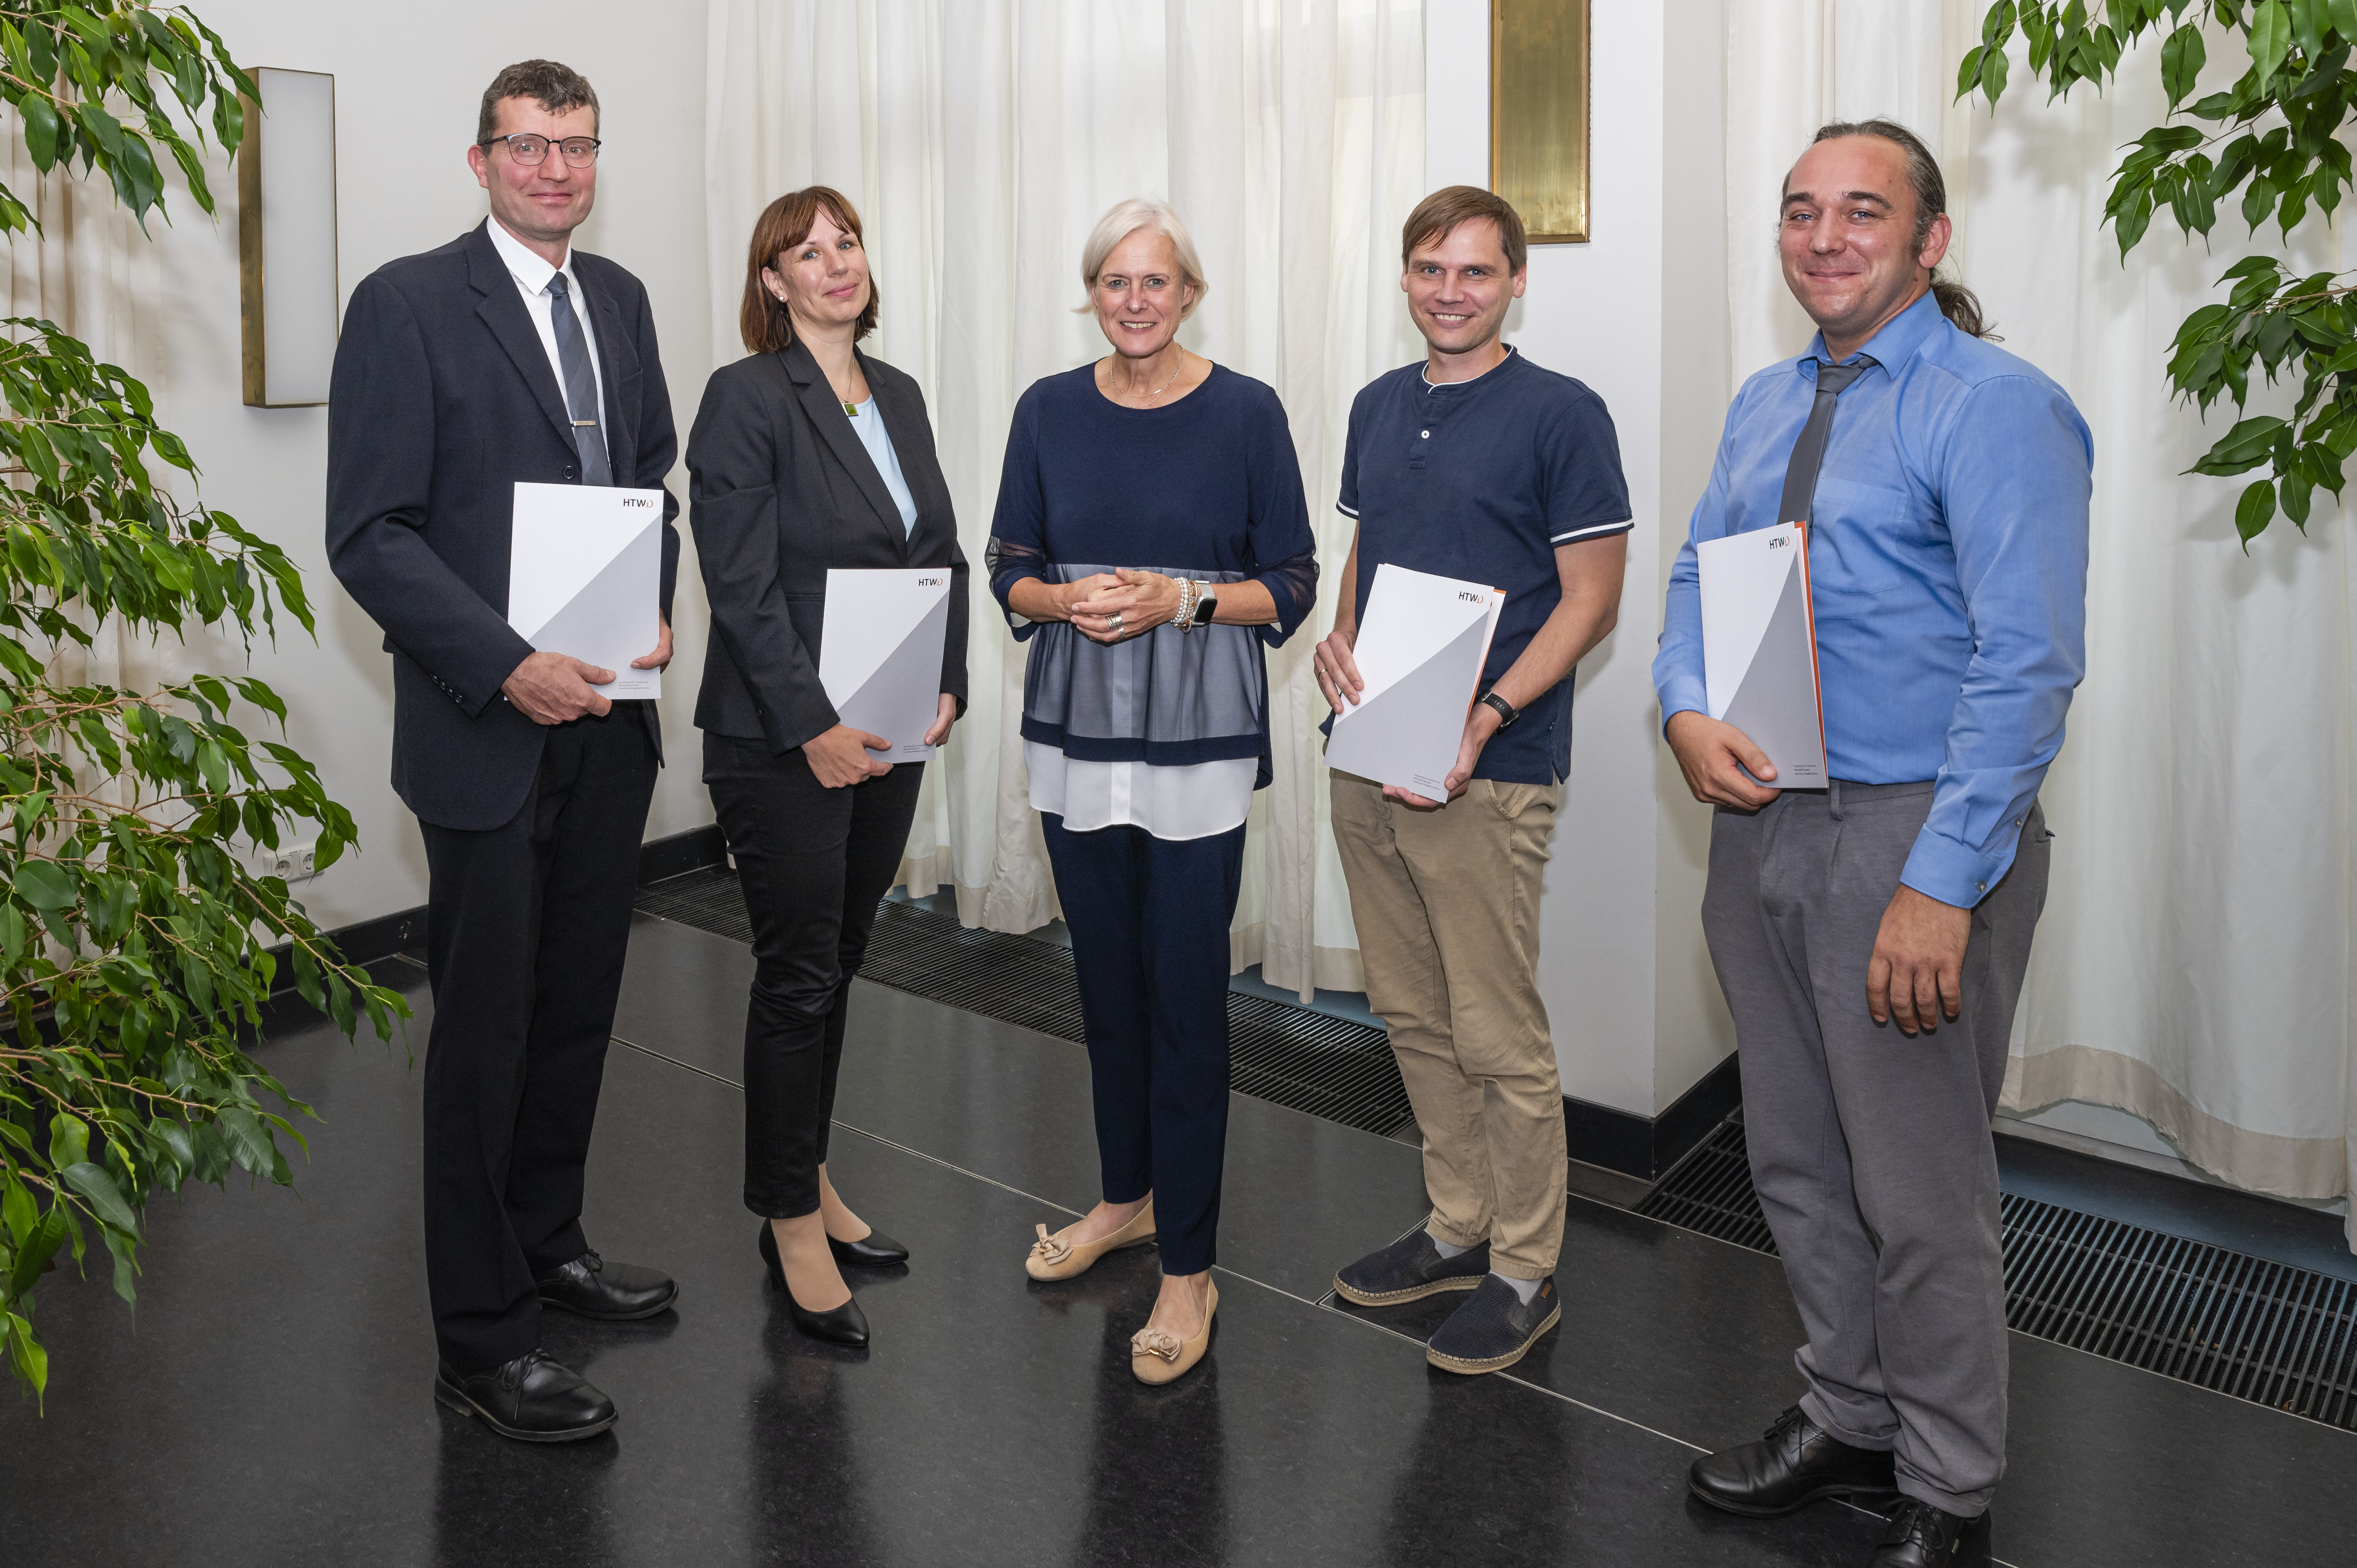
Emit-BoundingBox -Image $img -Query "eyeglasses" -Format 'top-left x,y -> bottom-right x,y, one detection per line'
480,133 -> 601,168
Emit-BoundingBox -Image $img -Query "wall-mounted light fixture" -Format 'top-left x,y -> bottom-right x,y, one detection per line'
238,68 -> 339,407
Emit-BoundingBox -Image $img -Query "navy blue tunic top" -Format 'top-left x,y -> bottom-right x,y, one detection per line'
1335,349 -> 1632,783
988,363 -> 1318,786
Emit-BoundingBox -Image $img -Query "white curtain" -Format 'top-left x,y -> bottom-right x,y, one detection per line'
1725,3 -> 2357,1240
703,0 -> 1427,996
3,111 -> 179,778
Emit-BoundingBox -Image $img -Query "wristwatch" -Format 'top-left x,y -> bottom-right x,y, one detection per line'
1191,583 -> 1219,627
1478,690 -> 1520,730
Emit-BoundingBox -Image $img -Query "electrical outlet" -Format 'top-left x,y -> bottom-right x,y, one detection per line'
267,841 -> 318,883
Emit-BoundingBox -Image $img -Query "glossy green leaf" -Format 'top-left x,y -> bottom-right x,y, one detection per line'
2235,477 -> 2279,540
60,1162 -> 139,1235
2251,0 -> 2294,80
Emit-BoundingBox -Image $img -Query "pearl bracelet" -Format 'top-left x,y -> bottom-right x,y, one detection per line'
1174,576 -> 1196,634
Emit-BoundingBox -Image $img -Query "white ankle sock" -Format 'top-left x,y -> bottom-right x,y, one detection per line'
1493,1271 -> 1541,1304
1427,1230 -> 1472,1259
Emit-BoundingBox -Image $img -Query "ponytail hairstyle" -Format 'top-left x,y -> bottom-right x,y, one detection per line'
1802,118 -> 1994,340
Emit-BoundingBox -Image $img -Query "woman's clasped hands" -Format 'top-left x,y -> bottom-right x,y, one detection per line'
1066,568 -> 1183,644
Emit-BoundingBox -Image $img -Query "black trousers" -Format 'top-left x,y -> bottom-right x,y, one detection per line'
418,709 -> 657,1372
704,733 -> 924,1219
1040,814 -> 1245,1276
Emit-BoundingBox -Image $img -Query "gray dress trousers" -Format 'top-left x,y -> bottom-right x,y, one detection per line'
1704,777 -> 2051,1516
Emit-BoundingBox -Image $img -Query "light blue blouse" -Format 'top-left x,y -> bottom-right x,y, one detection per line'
848,398 -> 918,536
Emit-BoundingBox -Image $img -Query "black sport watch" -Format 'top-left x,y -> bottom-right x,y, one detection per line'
1479,691 -> 1520,730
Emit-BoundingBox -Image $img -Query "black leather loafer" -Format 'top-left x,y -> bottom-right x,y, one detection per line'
1688,1405 -> 1898,1517
1872,1498 -> 1991,1566
828,1229 -> 910,1269
1334,1229 -> 1490,1306
759,1223 -> 871,1348
433,1349 -> 615,1443
535,1249 -> 678,1321
1424,1274 -> 1561,1373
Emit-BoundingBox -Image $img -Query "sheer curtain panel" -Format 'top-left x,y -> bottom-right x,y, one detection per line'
703,0 -> 1427,995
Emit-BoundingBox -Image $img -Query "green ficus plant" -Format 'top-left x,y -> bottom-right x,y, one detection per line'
1,3 -> 407,1407
1961,0 -> 2357,542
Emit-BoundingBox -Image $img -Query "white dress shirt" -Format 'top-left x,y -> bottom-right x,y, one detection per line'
485,217 -> 605,427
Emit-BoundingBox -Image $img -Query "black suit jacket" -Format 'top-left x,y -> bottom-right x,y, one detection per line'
325,220 -> 682,831
686,342 -> 969,751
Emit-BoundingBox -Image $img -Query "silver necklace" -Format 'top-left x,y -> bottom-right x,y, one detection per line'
1125,351 -> 1187,404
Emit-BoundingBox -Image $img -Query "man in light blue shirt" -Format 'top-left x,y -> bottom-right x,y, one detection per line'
1657,121 -> 2090,1568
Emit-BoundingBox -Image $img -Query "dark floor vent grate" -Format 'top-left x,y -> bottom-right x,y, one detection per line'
1637,1120 -> 2357,1432
637,867 -> 1416,1140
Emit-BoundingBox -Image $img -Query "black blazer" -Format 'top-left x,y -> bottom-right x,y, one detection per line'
326,220 -> 682,831
686,341 -> 969,752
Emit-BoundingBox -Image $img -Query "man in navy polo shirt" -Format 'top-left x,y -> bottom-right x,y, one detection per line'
1316,186 -> 1631,1375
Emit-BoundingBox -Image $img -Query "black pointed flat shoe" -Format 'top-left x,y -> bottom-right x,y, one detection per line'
758,1222 -> 871,1348
827,1229 -> 909,1269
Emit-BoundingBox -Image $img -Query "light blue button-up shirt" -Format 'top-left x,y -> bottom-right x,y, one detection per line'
1654,288 -> 2092,907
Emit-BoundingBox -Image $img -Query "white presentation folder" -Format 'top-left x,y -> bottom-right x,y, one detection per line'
1697,521 -> 1827,788
506,481 -> 666,699
1324,563 -> 1506,798
820,568 -> 953,760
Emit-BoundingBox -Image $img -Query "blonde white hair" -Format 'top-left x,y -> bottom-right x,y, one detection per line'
1077,198 -> 1208,318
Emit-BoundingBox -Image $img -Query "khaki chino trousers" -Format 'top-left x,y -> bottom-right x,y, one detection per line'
1330,770 -> 1567,1279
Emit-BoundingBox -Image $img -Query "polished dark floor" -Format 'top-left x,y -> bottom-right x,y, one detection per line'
4,915 -> 2350,1566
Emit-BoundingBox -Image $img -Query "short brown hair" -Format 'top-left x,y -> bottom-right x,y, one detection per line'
738,186 -> 880,355
476,60 -> 599,145
1401,186 -> 1527,275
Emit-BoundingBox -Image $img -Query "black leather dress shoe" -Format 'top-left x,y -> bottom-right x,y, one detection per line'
759,1223 -> 871,1348
433,1349 -> 615,1443
828,1229 -> 910,1268
1871,1498 -> 1991,1566
1688,1405 -> 1897,1517
535,1250 -> 678,1321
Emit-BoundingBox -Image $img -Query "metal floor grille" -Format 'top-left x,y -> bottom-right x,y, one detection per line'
1638,1120 -> 2357,1431
637,867 -> 1415,1139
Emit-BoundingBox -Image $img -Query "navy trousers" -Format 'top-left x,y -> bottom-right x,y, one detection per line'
1041,814 -> 1246,1276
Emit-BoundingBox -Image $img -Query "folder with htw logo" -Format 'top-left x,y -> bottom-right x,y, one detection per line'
820,568 -> 953,759
1324,563 -> 1506,798
1698,521 -> 1826,788
506,481 -> 666,699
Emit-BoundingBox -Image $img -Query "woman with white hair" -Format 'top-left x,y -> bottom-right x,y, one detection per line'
989,198 -> 1317,1384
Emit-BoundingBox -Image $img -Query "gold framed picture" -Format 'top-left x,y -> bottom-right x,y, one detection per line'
1490,0 -> 1591,244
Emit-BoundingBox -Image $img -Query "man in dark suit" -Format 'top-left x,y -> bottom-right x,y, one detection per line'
327,59 -> 681,1443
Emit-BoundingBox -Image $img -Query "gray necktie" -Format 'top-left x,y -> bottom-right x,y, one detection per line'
547,272 -> 612,487
1776,357 -> 1872,525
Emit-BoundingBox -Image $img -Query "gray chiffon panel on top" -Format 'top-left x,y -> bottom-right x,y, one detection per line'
992,554 -> 1268,757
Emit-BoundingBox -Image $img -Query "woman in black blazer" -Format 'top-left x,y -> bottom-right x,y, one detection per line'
686,186 -> 969,1349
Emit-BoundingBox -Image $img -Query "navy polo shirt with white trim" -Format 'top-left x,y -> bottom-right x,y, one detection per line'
1335,348 -> 1633,783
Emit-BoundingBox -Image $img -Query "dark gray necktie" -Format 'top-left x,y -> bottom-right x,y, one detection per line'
1776,357 -> 1872,524
547,271 -> 612,487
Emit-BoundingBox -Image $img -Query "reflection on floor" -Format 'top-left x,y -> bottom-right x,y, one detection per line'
4,912 -> 2349,1567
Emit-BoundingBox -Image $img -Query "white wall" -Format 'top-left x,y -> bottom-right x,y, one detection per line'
136,2 -> 716,933
1425,0 -> 1733,1119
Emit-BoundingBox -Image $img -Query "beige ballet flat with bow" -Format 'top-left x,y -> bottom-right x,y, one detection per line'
1131,1278 -> 1217,1385
1025,1199 -> 1157,1281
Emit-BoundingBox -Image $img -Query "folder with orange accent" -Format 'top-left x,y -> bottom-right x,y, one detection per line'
1324,563 -> 1506,797
820,568 -> 953,760
1698,521 -> 1827,788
